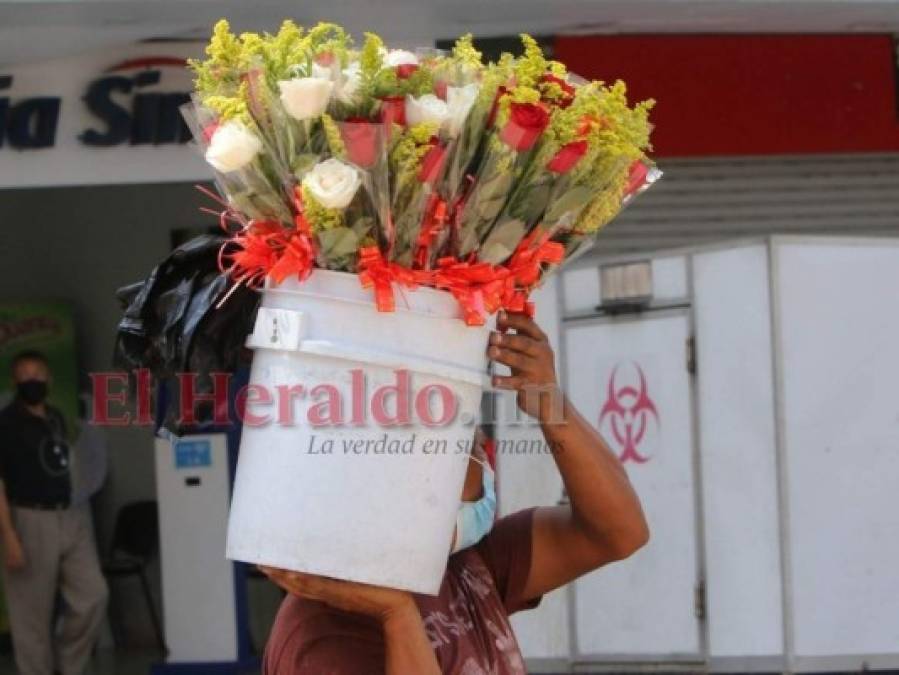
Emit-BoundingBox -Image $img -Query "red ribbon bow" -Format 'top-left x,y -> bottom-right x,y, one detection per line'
501,230 -> 565,317
358,247 -> 428,313
357,229 -> 565,325
214,187 -> 317,305
219,221 -> 284,289
431,258 -> 510,326
268,233 -> 315,284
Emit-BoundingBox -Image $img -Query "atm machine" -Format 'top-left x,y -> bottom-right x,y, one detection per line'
150,372 -> 259,674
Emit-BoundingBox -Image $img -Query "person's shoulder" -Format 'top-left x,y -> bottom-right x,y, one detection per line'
469,508 -> 541,614
264,595 -> 384,675
482,508 -> 538,547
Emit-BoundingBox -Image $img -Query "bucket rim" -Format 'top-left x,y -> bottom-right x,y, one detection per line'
265,268 -> 467,320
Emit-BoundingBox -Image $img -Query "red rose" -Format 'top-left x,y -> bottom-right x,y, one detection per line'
499,102 -> 550,151
546,140 -> 588,174
418,138 -> 447,184
341,118 -> 380,169
625,160 -> 649,196
434,79 -> 448,101
540,73 -> 575,108
396,63 -> 419,80
379,96 -> 406,137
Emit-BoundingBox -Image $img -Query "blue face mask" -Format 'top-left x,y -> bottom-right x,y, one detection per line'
451,462 -> 496,554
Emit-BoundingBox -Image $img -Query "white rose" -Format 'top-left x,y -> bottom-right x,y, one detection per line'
445,83 -> 479,138
405,93 -> 448,128
384,49 -> 419,67
204,122 -> 262,173
278,77 -> 333,121
302,158 -> 361,209
336,62 -> 362,105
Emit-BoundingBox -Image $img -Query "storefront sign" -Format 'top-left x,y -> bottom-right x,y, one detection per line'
0,60 -> 191,150
0,43 -> 208,188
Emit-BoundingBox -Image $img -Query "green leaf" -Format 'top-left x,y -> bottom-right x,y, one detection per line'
480,217 -> 528,264
510,181 -> 552,224
544,185 -> 594,225
352,216 -> 376,239
316,228 -> 360,261
473,171 -> 513,222
292,153 -> 320,179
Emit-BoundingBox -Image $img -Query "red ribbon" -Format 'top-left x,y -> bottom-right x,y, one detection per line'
413,195 -> 448,269
200,182 -> 563,325
507,230 -> 564,286
268,233 -> 315,284
358,246 -> 428,313
432,257 -> 507,326
501,230 -> 565,317
356,229 -> 565,325
215,187 -> 317,297
220,221 -> 287,289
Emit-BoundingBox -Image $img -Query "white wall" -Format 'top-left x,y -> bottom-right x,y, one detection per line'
693,244 -> 784,661
774,239 -> 899,669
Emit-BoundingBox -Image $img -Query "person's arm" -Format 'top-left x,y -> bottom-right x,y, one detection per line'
382,598 -> 441,675
0,482 -> 25,571
489,311 -> 650,600
260,568 -> 440,675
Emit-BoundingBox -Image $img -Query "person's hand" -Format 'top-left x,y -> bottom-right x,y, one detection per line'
259,567 -> 417,624
489,311 -> 564,422
4,534 -> 25,571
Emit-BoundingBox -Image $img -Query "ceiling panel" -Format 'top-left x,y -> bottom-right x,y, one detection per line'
2,0 -> 899,65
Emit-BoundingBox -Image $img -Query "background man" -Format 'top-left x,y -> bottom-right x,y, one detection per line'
0,351 -> 108,675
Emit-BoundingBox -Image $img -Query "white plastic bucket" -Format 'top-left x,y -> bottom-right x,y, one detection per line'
225,269 -> 493,594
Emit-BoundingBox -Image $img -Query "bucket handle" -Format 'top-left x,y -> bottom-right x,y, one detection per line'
245,308 -> 490,388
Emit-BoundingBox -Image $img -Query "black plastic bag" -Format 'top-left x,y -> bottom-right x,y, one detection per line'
114,235 -> 260,433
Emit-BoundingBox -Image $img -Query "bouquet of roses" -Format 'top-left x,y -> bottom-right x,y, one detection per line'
181,20 -> 658,324
477,79 -> 656,265
185,21 -> 393,275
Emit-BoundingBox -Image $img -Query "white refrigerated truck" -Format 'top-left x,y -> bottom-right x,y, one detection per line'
498,236 -> 899,673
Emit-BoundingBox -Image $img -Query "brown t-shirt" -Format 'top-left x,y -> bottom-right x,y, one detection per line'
263,508 -> 540,675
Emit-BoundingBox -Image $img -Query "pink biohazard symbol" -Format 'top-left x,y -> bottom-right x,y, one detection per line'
598,363 -> 660,464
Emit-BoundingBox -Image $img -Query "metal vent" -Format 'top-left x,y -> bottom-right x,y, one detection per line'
586,153 -> 899,257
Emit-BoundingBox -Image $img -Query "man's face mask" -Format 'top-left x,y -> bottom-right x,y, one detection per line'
17,379 -> 49,406
451,459 -> 497,554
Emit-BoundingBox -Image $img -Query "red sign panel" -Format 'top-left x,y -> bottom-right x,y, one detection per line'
554,34 -> 899,157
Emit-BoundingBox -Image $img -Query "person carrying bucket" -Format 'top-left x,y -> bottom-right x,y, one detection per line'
260,311 -> 650,674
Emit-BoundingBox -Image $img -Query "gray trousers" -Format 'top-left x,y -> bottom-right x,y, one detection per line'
2,505 -> 109,675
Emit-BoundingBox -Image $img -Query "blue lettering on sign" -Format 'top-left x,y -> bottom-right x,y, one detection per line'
174,439 -> 212,469
0,64 -> 191,151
